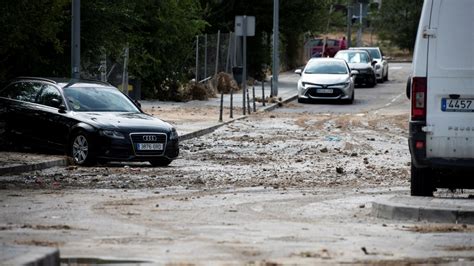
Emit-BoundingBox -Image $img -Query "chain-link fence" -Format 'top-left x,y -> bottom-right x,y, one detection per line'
194,31 -> 237,82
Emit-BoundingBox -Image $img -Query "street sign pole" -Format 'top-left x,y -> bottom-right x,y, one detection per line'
242,16 -> 247,115
71,0 -> 80,79
272,0 -> 279,96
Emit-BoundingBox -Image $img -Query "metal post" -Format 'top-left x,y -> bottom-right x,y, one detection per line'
71,0 -> 81,79
219,92 -> 224,122
242,16 -> 247,115
195,35 -> 199,81
100,51 -> 106,82
215,30 -> 221,76
230,87 -> 233,118
261,81 -> 266,106
204,34 -> 208,79
226,32 -> 234,73
121,46 -> 129,94
272,0 -> 279,96
347,2 -> 352,49
252,84 -> 256,112
357,2 -> 363,47
247,86 -> 251,114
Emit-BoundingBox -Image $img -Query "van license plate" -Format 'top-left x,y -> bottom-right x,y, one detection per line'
137,143 -> 163,151
442,98 -> 474,112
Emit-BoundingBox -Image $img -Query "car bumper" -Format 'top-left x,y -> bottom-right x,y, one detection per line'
298,86 -> 352,100
354,73 -> 375,84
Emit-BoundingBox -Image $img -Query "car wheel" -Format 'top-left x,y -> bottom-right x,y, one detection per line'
384,69 -> 389,82
149,158 -> 172,167
410,163 -> 434,196
368,77 -> 377,88
70,131 -> 96,166
344,91 -> 354,104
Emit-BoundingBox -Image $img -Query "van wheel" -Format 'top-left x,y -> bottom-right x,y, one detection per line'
410,163 -> 434,196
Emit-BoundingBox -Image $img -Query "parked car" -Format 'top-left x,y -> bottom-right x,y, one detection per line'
334,49 -> 377,87
309,38 -> 341,58
295,58 -> 356,104
407,0 -> 474,196
0,77 -> 179,166
350,47 -> 389,82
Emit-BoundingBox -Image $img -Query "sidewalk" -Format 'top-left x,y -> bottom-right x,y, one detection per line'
0,72 -> 299,175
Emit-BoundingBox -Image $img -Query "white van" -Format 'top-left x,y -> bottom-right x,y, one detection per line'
408,0 -> 474,196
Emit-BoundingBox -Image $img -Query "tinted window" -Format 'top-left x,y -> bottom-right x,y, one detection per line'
367,49 -> 381,59
37,85 -> 62,108
63,86 -> 139,112
0,82 -> 43,103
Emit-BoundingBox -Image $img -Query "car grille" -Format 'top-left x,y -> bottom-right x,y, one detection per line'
130,133 -> 167,156
306,87 -> 343,98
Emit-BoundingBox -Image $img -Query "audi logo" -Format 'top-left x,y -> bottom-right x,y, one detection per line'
143,135 -> 157,142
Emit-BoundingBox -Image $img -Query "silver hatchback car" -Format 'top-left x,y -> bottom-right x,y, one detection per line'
295,58 -> 357,104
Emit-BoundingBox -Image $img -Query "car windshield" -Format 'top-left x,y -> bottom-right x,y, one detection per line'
63,86 -> 140,112
335,52 -> 370,63
304,61 -> 348,74
367,49 -> 381,59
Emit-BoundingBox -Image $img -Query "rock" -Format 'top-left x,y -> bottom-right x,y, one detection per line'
320,147 -> 328,153
351,152 -> 358,157
336,167 -> 344,174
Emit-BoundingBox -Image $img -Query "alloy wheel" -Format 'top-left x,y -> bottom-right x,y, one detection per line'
72,135 -> 89,164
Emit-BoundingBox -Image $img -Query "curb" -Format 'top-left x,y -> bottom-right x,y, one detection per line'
0,158 -> 68,176
178,94 -> 298,141
372,197 -> 474,224
1,244 -> 60,266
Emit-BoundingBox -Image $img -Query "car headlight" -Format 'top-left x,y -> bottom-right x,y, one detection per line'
100,130 -> 125,139
170,128 -> 178,140
329,82 -> 350,88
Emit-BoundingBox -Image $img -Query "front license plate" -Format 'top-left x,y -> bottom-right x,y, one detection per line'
137,143 -> 164,151
317,88 -> 333,94
441,98 -> 474,112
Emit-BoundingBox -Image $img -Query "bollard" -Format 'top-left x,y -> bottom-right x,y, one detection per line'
230,88 -> 233,118
262,81 -> 266,106
246,87 -> 251,114
252,84 -> 256,112
270,77 -> 273,97
219,91 -> 224,122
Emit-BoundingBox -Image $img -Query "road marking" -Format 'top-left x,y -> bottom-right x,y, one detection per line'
385,93 -> 404,107
391,66 -> 403,70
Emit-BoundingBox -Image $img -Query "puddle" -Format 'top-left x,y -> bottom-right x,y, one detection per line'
61,258 -> 151,265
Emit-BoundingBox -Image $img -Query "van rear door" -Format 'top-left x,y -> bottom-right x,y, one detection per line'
426,0 -> 474,159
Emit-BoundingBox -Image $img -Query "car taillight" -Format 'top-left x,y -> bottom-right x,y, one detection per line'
411,77 -> 427,121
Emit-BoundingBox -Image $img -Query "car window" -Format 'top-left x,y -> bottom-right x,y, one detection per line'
367,49 -> 381,59
305,61 -> 348,74
63,86 -> 139,112
37,85 -> 62,108
0,82 -> 43,103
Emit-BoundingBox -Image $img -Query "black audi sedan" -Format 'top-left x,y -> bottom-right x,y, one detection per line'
0,77 -> 179,166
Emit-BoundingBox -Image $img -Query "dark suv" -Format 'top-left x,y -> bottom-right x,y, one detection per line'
0,77 -> 179,166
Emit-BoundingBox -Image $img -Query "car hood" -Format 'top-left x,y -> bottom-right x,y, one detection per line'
347,63 -> 372,70
301,74 -> 349,85
72,112 -> 172,132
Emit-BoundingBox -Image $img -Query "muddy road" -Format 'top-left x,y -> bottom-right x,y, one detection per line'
1,63 -> 474,264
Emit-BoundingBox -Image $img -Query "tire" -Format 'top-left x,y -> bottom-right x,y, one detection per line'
344,91 -> 354,104
70,131 -> 96,166
410,163 -> 434,196
369,75 -> 377,88
149,158 -> 172,167
384,69 -> 389,82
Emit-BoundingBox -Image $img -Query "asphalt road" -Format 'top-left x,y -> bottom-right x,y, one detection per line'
1,63 -> 474,264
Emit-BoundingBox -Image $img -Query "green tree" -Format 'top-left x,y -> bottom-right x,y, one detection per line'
374,0 -> 423,52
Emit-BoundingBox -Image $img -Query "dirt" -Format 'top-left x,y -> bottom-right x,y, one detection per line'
0,111 -> 410,191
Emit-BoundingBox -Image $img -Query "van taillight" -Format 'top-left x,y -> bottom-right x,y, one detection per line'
411,77 -> 427,121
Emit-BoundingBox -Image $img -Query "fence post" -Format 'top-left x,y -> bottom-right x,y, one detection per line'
195,35 -> 199,81
247,87 -> 251,114
215,30 -> 220,77
252,83 -> 256,112
225,32 -> 232,73
262,81 -> 266,106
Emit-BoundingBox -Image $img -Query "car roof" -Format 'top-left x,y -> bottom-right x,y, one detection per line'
308,57 -> 347,63
11,77 -> 113,89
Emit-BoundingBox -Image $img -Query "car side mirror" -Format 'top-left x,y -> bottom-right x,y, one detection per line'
371,60 -> 377,66
134,99 -> 142,108
350,70 -> 359,76
58,104 -> 67,113
294,69 -> 302,76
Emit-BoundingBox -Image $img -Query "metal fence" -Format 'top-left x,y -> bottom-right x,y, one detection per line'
194,31 -> 237,82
